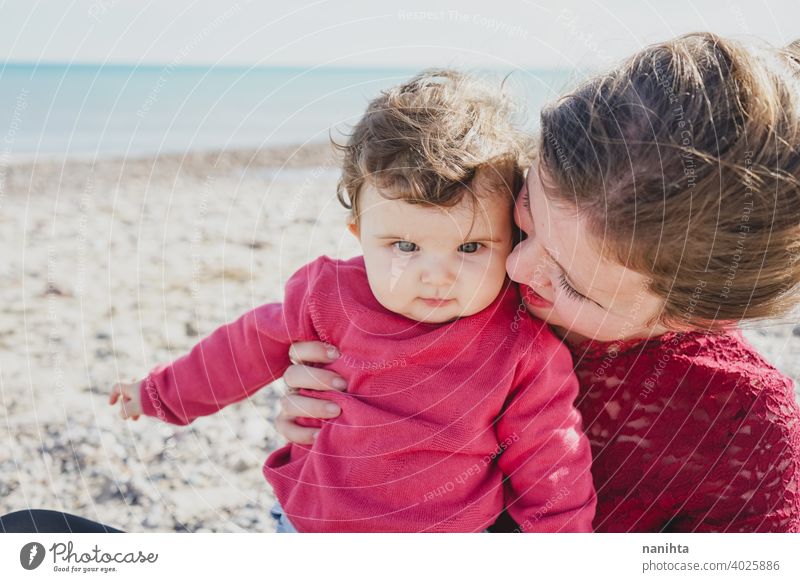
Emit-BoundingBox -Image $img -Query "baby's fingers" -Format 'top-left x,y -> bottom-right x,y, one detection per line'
121,393 -> 145,419
118,395 -> 131,419
109,383 -> 126,405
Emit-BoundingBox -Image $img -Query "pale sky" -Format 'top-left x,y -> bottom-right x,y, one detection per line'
0,0 -> 797,69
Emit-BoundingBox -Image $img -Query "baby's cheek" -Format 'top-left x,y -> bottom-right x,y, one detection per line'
469,258 -> 507,307
364,260 -> 395,304
489,251 -> 512,285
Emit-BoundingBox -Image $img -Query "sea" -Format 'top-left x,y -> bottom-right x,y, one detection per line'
0,63 -> 576,159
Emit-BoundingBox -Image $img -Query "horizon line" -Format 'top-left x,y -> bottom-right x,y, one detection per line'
0,60 -> 571,73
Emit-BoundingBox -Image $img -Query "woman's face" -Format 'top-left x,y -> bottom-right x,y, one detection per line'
506,163 -> 671,345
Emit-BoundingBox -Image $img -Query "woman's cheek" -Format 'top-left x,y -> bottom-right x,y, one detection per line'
552,298 -> 601,335
552,296 -> 578,320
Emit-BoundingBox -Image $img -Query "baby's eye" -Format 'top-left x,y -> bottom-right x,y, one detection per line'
458,242 -> 482,254
393,241 -> 418,253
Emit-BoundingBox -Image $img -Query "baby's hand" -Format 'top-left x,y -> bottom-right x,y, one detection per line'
109,380 -> 144,420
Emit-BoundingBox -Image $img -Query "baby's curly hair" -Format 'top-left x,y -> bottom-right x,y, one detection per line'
335,69 -> 532,223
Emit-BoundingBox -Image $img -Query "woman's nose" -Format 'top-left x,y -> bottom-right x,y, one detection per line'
507,239 -> 551,288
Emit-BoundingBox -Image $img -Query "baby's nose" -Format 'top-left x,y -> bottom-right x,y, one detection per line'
420,258 -> 455,287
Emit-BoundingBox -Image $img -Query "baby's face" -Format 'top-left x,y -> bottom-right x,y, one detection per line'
352,169 -> 515,324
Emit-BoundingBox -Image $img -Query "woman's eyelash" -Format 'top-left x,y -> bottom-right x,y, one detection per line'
558,272 -> 587,303
522,191 -> 531,209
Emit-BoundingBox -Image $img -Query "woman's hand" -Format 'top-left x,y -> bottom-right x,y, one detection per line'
277,341 -> 347,445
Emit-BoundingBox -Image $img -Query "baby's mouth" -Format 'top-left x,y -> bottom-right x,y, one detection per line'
419,297 -> 455,307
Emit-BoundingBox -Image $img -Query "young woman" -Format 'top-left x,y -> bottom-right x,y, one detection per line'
275,33 -> 800,532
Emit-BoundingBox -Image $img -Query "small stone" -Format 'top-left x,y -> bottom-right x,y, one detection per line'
143,507 -> 166,529
185,321 -> 198,337
93,474 -> 123,503
44,282 -> 66,296
232,457 -> 250,473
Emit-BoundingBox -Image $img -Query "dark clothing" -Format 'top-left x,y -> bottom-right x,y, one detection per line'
0,510 -> 123,533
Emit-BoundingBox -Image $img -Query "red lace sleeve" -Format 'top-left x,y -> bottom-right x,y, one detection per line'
665,363 -> 800,532
575,330 -> 800,533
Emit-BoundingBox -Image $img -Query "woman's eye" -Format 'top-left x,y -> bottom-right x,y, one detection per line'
557,272 -> 587,303
393,241 -> 418,253
458,242 -> 482,254
522,190 -> 531,209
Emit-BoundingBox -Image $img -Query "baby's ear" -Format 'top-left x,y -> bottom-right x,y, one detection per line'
347,220 -> 360,240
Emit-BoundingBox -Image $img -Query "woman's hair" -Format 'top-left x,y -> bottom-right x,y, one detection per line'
335,69 -> 531,223
539,32 -> 800,328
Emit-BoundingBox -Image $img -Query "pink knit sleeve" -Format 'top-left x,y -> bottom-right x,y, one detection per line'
495,324 -> 597,532
139,259 -> 321,425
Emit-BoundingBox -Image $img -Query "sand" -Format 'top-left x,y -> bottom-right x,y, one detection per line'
0,144 -> 360,532
0,145 -> 797,532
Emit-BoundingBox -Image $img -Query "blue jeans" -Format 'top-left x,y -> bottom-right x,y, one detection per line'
270,502 -> 298,533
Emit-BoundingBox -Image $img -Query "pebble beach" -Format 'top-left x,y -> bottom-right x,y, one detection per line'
0,144 -> 361,532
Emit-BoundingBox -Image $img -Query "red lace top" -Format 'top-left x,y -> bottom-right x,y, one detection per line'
570,329 -> 800,532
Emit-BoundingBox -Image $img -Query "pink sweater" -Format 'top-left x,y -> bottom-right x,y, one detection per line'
140,256 -> 596,532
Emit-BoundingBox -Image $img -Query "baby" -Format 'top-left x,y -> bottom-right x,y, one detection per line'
110,70 -> 596,532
